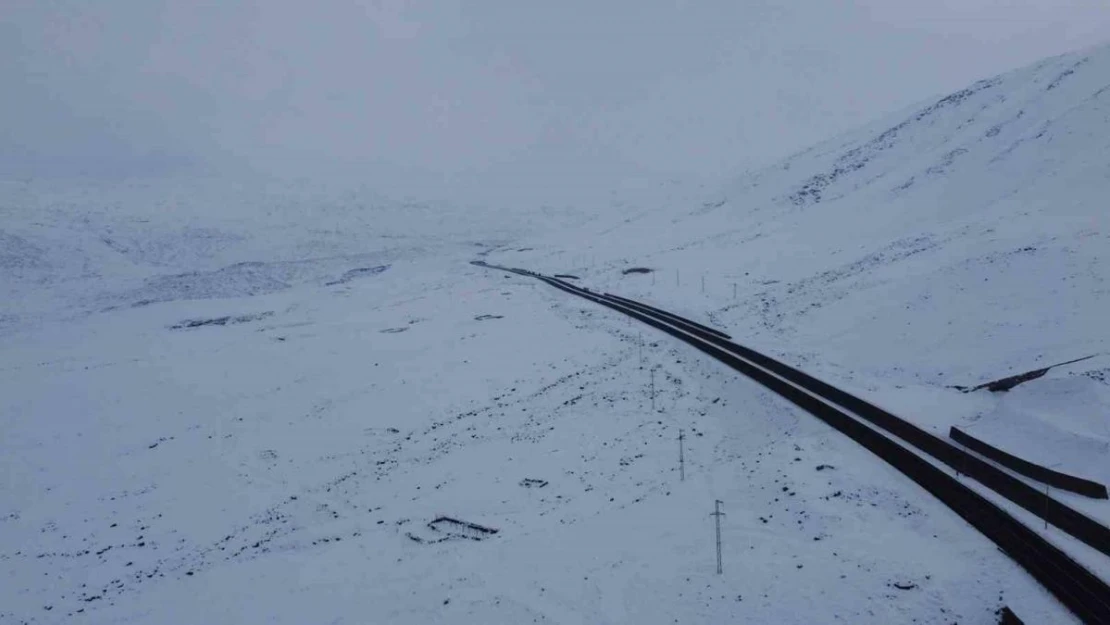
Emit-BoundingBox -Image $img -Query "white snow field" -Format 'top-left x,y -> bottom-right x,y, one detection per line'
2,46 -> 1109,624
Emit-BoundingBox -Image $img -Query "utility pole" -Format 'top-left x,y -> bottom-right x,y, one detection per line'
650,367 -> 656,412
733,282 -> 737,300
711,500 -> 725,574
701,274 -> 705,294
675,269 -> 679,287
638,332 -> 643,368
679,429 -> 685,481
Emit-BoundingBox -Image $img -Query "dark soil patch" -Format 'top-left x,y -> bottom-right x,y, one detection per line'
406,517 -> 499,544
954,354 -> 1096,392
325,265 -> 389,286
170,312 -> 273,330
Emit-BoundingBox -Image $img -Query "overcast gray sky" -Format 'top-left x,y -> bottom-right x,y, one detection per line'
3,0 -> 1110,204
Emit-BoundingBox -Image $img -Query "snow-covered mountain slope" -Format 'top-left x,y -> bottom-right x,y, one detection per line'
494,43 -> 1110,505
3,46 -> 1108,625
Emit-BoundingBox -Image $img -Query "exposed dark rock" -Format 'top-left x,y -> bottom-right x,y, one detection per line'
325,265 -> 390,286
170,312 -> 273,330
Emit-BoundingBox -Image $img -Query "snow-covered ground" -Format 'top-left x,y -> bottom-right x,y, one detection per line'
494,42 -> 1110,517
3,45 -> 1109,624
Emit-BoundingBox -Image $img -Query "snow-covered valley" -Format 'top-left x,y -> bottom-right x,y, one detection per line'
3,45 -> 1110,624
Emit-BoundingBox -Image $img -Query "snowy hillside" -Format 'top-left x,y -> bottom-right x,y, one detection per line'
494,43 -> 1110,498
0,175 -> 610,336
2,46 -> 1109,624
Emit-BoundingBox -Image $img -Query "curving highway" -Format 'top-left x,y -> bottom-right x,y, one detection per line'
473,260 -> 1110,624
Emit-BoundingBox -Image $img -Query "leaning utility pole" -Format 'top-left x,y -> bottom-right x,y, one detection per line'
711,500 -> 725,574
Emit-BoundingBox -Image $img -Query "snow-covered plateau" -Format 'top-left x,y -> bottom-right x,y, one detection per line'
3,46 -> 1109,624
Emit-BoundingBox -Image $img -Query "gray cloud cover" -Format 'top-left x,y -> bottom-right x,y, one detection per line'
3,0 -> 1109,203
